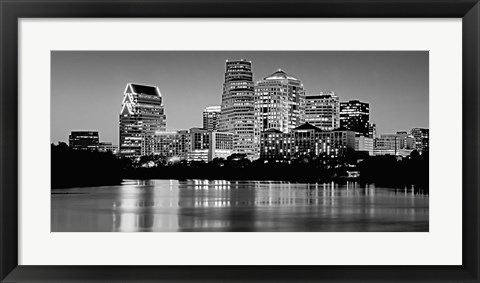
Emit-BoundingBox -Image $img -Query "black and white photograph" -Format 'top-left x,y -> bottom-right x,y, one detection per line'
51,51 -> 429,232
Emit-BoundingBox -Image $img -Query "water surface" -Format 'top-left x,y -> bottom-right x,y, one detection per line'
51,180 -> 428,232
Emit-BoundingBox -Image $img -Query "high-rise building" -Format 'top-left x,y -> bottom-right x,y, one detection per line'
254,69 -> 306,156
411,128 -> 429,153
218,59 -> 256,158
119,83 -> 166,158
305,91 -> 339,131
340,100 -> 370,136
68,131 -> 99,151
202,105 -> 221,131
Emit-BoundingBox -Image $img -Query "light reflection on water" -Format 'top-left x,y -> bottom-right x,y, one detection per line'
51,180 -> 428,232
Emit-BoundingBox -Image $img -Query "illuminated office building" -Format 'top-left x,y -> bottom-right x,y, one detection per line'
259,123 -> 355,160
119,83 -> 166,158
354,134 -> 374,156
202,106 -> 221,131
411,128 -> 429,153
68,131 -> 99,151
154,130 -> 190,160
154,128 -> 233,162
218,59 -> 256,158
374,132 -> 415,156
260,128 -> 294,160
254,69 -> 306,157
305,91 -> 339,131
98,142 -> 118,154
368,123 -> 377,139
340,100 -> 370,136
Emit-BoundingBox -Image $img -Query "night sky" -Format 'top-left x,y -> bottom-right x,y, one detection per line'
51,51 -> 428,145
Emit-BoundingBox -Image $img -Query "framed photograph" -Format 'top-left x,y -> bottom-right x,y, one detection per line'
1,0 -> 479,282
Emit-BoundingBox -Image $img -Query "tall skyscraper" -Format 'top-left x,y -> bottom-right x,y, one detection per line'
218,59 -> 256,158
202,105 -> 221,131
69,131 -> 99,151
119,83 -> 166,158
254,69 -> 306,153
340,100 -> 370,136
305,91 -> 339,131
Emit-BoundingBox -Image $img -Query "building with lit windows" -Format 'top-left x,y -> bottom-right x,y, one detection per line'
68,131 -> 99,151
411,128 -> 429,153
259,123 -> 356,160
368,123 -> 377,139
98,142 -> 118,154
154,128 -> 233,162
119,83 -> 166,158
218,59 -> 256,158
202,105 -> 221,131
187,128 -> 211,161
209,131 -> 234,161
259,128 -> 294,160
340,100 -> 370,136
154,130 -> 190,160
354,134 -> 373,155
305,92 -> 339,131
254,69 -> 305,135
374,132 -> 415,156
292,124 -> 355,157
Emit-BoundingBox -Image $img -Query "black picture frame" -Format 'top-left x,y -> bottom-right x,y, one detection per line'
1,0 -> 479,282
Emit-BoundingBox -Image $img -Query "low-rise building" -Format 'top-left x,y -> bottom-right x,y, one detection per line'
259,123 -> 356,160
154,128 -> 233,162
374,131 -> 415,156
354,134 -> 374,155
98,142 -> 118,154
154,130 -> 190,160
68,131 -> 99,151
260,129 -> 294,160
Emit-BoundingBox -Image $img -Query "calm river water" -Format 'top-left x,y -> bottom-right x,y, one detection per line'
51,180 -> 428,232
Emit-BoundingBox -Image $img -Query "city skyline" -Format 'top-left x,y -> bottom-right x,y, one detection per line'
51,51 -> 428,145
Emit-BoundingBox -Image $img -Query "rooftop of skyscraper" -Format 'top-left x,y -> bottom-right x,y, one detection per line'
204,105 -> 221,112
126,83 -> 161,97
306,92 -> 337,99
263,69 -> 299,81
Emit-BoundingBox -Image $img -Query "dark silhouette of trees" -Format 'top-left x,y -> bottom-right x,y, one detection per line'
51,142 -> 125,189
357,150 -> 428,191
52,143 -> 428,190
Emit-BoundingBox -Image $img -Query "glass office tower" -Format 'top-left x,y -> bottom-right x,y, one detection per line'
119,83 -> 166,158
218,59 -> 256,158
254,69 -> 306,155
305,91 -> 340,131
340,100 -> 370,136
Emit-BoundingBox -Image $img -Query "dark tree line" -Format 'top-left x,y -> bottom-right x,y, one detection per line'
357,150 -> 429,191
52,143 -> 428,190
51,143 -> 129,189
